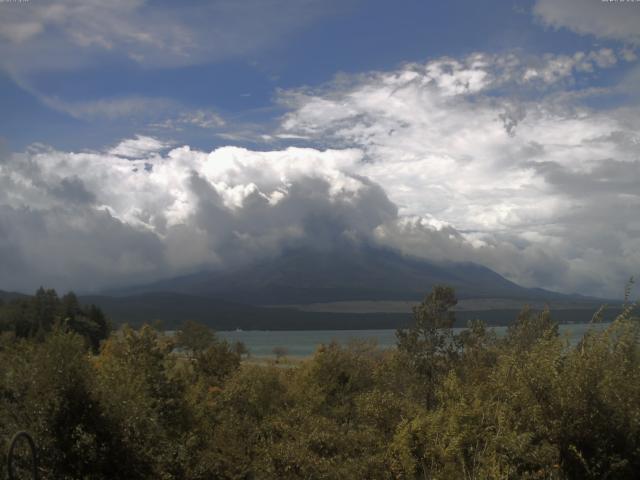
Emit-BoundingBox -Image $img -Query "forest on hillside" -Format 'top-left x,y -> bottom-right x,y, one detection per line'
1,286 -> 639,479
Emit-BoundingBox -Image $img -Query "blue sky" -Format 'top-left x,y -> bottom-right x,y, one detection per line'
1,0 -> 640,297
1,0 -> 631,151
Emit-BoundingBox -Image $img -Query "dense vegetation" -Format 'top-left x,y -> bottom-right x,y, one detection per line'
1,285 -> 639,479
0,287 -> 111,352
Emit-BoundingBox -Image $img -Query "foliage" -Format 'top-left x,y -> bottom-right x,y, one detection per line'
396,285 -> 460,408
0,288 -> 111,352
272,345 -> 288,362
0,330 -> 124,479
175,320 -> 216,353
0,285 -> 639,479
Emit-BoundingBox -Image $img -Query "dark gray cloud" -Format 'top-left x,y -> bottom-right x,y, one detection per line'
49,177 -> 96,205
531,159 -> 640,197
0,204 -> 166,292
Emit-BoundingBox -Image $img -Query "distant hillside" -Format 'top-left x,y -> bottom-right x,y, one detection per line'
0,290 -> 29,302
3,243 -> 613,330
88,244 -> 616,329
112,244 -> 594,305
79,291 -> 410,329
79,291 -> 619,330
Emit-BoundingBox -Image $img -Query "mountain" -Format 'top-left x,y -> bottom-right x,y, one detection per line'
4,249 -> 611,330
0,290 -> 29,302
111,244 -> 588,305
86,244 -> 612,328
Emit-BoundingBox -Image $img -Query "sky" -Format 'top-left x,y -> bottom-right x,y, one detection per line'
1,0 -> 639,298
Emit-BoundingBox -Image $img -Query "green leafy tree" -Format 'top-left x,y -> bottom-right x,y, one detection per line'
0,330 -> 125,479
176,320 -> 216,353
94,325 -> 189,478
396,285 -> 459,408
0,288 -> 111,351
2,283 -> 640,479
506,304 -> 558,351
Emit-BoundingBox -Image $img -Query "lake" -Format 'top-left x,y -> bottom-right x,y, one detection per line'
218,322 -> 611,358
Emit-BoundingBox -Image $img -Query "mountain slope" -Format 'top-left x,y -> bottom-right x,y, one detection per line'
0,290 -> 30,302
112,244 -> 580,305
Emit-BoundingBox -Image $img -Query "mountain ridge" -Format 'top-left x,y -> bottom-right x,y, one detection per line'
108,244 -> 596,305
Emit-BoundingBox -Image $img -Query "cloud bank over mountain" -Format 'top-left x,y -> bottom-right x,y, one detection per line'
1,48 -> 639,297
0,143 -> 395,292
276,50 -> 640,297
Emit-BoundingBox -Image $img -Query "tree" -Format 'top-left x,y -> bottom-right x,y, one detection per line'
273,346 -> 288,362
0,330 -> 122,479
94,325 -> 189,478
232,340 -> 249,358
0,288 -> 111,352
192,341 -> 241,386
176,320 -> 216,353
396,285 -> 459,408
506,304 -> 558,351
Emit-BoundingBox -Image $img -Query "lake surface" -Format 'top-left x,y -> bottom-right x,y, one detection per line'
218,322 -> 611,358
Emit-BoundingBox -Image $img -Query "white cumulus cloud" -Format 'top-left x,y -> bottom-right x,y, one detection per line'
277,51 -> 640,297
0,142 -> 396,293
1,49 -> 639,298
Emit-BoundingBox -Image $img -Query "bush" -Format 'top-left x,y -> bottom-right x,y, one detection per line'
1,285 -> 639,479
